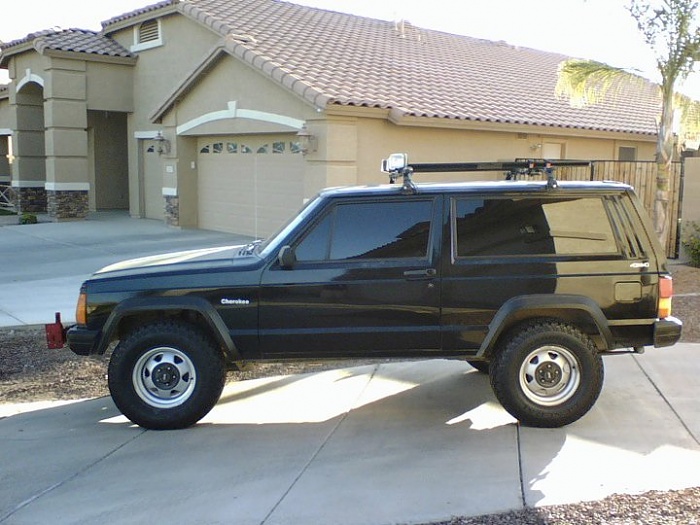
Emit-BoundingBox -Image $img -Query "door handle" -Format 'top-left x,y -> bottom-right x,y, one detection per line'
403,268 -> 437,279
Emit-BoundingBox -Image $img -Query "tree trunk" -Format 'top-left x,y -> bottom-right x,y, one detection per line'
654,85 -> 675,253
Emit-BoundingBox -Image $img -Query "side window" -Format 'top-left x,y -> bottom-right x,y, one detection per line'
295,199 -> 434,261
454,197 -> 618,257
295,213 -> 332,261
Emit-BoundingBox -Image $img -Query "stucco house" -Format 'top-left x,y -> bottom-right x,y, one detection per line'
0,0 -> 666,238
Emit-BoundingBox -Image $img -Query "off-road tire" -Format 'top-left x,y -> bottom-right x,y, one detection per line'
108,321 -> 226,430
490,321 -> 604,428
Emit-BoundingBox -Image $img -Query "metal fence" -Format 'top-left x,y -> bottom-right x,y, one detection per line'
0,184 -> 15,211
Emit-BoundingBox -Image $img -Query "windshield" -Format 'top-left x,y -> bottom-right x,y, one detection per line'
258,195 -> 324,258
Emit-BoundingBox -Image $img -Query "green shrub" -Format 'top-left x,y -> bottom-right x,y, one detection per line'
19,213 -> 38,225
682,220 -> 700,267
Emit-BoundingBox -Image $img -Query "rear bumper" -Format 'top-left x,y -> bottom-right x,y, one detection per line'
66,325 -> 101,356
654,316 -> 683,348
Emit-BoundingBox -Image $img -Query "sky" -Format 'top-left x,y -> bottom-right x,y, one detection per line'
0,0 -> 699,98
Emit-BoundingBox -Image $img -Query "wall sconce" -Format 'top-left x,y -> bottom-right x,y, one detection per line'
154,131 -> 171,155
530,143 -> 542,151
296,125 -> 317,155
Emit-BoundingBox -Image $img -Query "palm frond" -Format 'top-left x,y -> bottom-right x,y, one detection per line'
555,59 -> 653,107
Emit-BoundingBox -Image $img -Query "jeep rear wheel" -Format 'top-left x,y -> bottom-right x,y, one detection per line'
108,322 -> 226,430
490,321 -> 603,428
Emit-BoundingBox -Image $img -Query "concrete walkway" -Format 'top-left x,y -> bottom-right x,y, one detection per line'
1,213 -> 699,524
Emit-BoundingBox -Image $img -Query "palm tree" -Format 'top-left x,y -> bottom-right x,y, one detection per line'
556,0 -> 700,250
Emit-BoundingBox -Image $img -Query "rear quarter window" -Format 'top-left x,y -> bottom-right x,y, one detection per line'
453,196 -> 620,257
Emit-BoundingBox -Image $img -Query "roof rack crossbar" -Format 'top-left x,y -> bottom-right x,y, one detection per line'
408,160 -> 590,173
380,154 -> 592,191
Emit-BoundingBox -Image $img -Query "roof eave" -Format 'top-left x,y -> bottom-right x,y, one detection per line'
0,40 -> 36,67
41,48 -> 137,66
387,110 -> 658,140
101,2 -> 180,35
149,42 -> 227,123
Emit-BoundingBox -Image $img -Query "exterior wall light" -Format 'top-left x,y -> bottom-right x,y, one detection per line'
296,125 -> 317,155
154,131 -> 171,155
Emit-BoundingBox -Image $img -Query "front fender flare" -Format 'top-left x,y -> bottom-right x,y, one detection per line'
96,296 -> 243,364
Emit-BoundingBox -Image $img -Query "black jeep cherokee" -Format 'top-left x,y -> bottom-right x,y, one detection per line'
63,154 -> 682,430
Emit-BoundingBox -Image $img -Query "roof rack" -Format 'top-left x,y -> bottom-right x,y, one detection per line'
380,153 -> 591,192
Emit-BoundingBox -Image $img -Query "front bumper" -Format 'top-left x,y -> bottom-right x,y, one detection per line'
654,316 -> 683,348
66,325 -> 102,356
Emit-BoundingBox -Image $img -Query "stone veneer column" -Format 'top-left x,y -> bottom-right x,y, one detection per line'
46,185 -> 89,218
164,194 -> 180,227
11,81 -> 48,214
44,61 -> 90,221
14,184 -> 47,212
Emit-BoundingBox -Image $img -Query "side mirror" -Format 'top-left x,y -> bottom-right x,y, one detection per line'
278,245 -> 296,269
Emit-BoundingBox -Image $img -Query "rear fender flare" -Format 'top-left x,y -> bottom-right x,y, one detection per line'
477,294 -> 613,357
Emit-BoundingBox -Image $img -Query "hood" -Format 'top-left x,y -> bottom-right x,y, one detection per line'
95,245 -> 245,275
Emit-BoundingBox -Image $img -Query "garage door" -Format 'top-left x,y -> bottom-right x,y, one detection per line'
197,135 -> 305,237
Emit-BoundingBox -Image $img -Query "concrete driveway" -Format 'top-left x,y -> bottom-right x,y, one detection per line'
1,213 -> 699,524
0,212 -> 250,327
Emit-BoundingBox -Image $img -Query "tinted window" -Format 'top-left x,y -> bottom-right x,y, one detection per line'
296,199 -> 433,261
295,213 -> 332,261
454,197 -> 618,257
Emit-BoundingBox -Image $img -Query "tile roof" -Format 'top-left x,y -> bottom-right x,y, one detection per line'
101,0 -> 178,28
178,0 -> 661,136
3,0 -> 662,137
1,29 -> 133,59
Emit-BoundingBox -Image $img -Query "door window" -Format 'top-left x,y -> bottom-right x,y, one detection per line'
296,199 -> 434,261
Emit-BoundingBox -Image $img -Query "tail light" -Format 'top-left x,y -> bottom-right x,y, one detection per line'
658,275 -> 673,319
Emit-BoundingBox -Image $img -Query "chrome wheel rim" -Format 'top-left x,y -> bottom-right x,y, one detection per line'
132,347 -> 196,408
519,345 -> 580,406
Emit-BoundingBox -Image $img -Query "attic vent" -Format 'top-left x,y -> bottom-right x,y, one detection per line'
138,20 -> 160,44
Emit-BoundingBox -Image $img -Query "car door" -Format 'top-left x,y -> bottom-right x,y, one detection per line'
258,194 -> 442,358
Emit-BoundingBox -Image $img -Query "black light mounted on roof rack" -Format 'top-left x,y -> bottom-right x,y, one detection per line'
380,153 -> 417,194
380,154 -> 591,191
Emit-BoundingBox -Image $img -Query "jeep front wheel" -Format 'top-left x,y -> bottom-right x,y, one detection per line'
108,322 -> 226,430
489,321 -> 604,428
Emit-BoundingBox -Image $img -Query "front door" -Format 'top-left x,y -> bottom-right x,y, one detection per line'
259,195 -> 443,358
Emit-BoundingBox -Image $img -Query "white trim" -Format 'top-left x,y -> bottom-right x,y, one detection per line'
16,69 -> 44,91
134,131 -> 161,139
162,187 -> 177,197
130,39 -> 163,53
0,175 -> 11,182
0,128 -> 11,136
45,182 -> 90,191
11,180 -> 44,188
176,101 -> 305,135
130,19 -> 163,52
